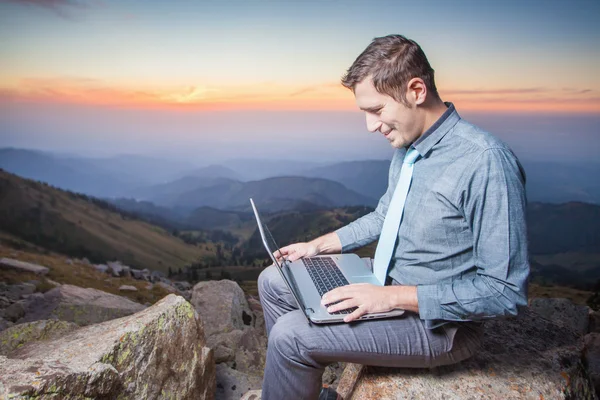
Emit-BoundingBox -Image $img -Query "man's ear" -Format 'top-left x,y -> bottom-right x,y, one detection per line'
406,78 -> 427,105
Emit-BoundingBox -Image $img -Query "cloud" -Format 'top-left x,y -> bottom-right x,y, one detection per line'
5,0 -> 90,19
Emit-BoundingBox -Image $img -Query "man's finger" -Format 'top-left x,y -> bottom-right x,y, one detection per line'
344,306 -> 367,323
321,286 -> 350,305
326,299 -> 358,313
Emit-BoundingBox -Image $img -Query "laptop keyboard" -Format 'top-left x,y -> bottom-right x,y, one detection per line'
302,257 -> 357,315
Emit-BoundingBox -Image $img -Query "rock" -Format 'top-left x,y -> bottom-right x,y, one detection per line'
216,363 -> 262,400
191,280 -> 255,337
191,280 -> 267,376
529,297 -> 590,335
240,389 -> 262,400
150,270 -> 165,283
18,284 -> 146,326
119,285 -> 138,292
337,308 -> 596,400
107,261 -> 123,277
94,264 -> 109,274
122,266 -> 131,278
66,258 -> 73,265
0,283 -> 36,301
4,301 -> 27,322
45,279 -> 61,287
584,333 -> 600,396
81,257 -> 91,265
0,320 -> 79,355
141,268 -> 151,281
590,310 -> 600,334
0,295 -> 11,308
174,281 -> 192,291
0,318 -> 12,332
0,295 -> 216,399
323,361 -> 346,389
157,281 -> 178,293
0,258 -> 49,275
131,268 -> 144,280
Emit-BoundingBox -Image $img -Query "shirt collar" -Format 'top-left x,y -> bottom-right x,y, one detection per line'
411,102 -> 460,158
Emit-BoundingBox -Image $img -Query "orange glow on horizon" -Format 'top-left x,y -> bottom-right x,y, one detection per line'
1,78 -> 599,114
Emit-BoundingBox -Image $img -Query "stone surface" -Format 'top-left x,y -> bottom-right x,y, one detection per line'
191,280 -> 267,379
530,297 -> 590,335
240,389 -> 262,400
584,333 -> 600,396
191,280 -> 255,337
0,317 -> 12,332
119,285 -> 138,292
157,281 -> 178,293
215,363 -> 262,400
590,311 -> 600,334
0,258 -> 49,275
0,320 -> 79,355
3,300 -> 27,322
338,308 -> 597,400
0,294 -> 216,399
18,284 -> 146,326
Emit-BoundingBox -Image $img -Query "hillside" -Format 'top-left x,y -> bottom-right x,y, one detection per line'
168,176 -> 377,211
0,169 -> 208,273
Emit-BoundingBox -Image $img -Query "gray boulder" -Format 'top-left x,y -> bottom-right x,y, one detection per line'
0,258 -> 49,275
585,333 -> 600,396
191,280 -> 267,377
18,284 -> 146,326
529,297 -> 590,335
0,294 -> 215,399
337,308 -> 597,399
590,310 -> 600,334
0,320 -> 79,355
216,363 -> 262,400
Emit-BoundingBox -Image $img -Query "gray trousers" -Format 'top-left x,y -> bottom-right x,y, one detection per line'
258,264 -> 483,400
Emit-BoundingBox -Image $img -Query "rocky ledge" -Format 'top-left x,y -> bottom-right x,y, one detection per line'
0,294 -> 215,399
337,306 -> 598,400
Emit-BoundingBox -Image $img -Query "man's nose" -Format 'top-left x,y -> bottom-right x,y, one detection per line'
365,113 -> 381,133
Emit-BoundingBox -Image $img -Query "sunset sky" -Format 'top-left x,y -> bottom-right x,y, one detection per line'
1,0 -> 599,163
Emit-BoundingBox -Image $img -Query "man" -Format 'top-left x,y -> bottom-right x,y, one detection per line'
257,34 -> 529,400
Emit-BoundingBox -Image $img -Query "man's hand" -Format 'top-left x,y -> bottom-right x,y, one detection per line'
276,242 -> 319,263
321,284 -> 418,323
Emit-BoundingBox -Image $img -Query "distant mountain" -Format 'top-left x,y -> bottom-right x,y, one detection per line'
128,176 -> 236,203
222,159 -> 324,181
299,160 -> 390,199
185,165 -> 242,181
522,161 -> 600,204
0,169 -> 207,273
0,148 -> 199,198
167,176 -> 378,211
527,202 -> 600,254
80,154 -> 196,185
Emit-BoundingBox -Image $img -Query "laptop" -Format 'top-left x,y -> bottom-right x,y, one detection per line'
250,198 -> 405,324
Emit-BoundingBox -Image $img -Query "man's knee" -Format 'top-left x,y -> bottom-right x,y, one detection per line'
258,264 -> 281,298
268,312 -> 311,362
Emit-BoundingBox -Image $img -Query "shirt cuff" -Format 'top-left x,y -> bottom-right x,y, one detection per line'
417,284 -> 443,320
334,226 -> 356,253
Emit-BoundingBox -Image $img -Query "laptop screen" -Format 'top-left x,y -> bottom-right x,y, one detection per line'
249,198 -> 288,269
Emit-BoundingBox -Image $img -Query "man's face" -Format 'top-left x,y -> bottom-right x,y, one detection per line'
354,78 -> 424,149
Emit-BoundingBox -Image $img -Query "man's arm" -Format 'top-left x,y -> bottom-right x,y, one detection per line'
335,149 -> 403,252
417,148 -> 529,322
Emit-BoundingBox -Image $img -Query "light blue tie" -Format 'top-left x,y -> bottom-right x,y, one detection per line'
372,147 -> 420,285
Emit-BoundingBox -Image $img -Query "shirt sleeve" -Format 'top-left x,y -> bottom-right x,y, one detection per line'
335,149 -> 403,252
417,148 -> 530,321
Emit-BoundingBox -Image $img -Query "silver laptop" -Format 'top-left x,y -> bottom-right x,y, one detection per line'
250,198 -> 405,324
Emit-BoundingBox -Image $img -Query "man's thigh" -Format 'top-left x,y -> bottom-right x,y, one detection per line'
270,309 -> 480,369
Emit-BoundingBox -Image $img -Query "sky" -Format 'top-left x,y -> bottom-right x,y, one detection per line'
0,0 -> 599,164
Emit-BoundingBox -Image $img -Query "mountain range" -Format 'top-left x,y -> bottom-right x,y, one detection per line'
1,147 -> 599,209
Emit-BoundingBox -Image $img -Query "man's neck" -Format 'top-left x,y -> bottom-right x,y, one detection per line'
420,98 -> 448,135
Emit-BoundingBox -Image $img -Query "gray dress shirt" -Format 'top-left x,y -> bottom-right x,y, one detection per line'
335,103 -> 530,329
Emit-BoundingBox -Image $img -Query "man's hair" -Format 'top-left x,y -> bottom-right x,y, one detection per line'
341,34 -> 439,105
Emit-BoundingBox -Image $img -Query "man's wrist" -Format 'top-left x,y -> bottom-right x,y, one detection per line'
389,285 -> 419,313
